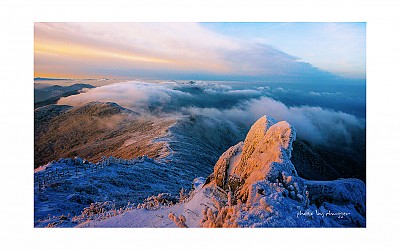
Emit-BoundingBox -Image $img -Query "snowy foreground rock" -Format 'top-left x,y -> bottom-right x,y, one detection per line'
79,115 -> 366,228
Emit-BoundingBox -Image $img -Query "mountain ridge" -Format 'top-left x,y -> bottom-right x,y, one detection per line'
70,115 -> 366,228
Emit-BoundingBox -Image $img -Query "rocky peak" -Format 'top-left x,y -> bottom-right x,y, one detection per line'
210,115 -> 297,200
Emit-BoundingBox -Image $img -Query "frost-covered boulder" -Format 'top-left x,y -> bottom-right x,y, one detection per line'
198,115 -> 366,227
209,115 -> 297,200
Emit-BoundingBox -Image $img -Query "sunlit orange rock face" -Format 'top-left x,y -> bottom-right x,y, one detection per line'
211,115 -> 297,200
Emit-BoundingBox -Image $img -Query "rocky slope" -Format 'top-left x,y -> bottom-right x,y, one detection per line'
77,115 -> 366,228
34,102 -> 174,168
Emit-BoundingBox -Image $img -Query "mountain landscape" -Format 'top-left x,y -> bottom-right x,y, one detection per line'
34,115 -> 365,227
32,22 -> 366,229
34,80 -> 366,228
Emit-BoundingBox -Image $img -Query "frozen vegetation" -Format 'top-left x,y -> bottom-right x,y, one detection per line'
34,156 -> 182,227
39,115 -> 365,228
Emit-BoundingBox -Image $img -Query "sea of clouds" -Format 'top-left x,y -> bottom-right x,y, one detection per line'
58,80 -> 365,149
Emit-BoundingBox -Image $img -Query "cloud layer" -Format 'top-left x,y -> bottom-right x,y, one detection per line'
35,23 -> 336,80
58,81 -> 365,148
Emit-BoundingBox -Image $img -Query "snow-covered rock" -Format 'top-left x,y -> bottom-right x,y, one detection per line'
209,115 -> 297,200
197,115 -> 365,227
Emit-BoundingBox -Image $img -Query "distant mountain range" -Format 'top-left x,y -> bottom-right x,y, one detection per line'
34,83 -> 95,106
34,77 -> 72,81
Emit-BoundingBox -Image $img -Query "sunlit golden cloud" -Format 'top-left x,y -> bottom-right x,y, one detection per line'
34,23 -> 237,78
34,22 -> 365,80
35,42 -> 172,64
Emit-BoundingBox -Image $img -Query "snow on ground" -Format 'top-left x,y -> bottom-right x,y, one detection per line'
34,156 -> 187,227
34,113 -> 243,227
76,115 -> 366,228
78,182 -> 210,228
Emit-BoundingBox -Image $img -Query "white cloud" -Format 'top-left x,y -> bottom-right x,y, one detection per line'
58,81 -> 191,113
59,81 -> 364,148
35,23 -> 336,79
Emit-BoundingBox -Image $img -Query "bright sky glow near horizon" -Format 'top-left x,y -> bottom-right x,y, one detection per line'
34,22 -> 365,81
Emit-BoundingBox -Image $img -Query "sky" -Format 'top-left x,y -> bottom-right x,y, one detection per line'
34,22 -> 365,81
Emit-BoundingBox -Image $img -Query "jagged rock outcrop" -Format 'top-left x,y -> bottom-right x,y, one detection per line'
211,115 -> 297,200
202,115 -> 366,227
